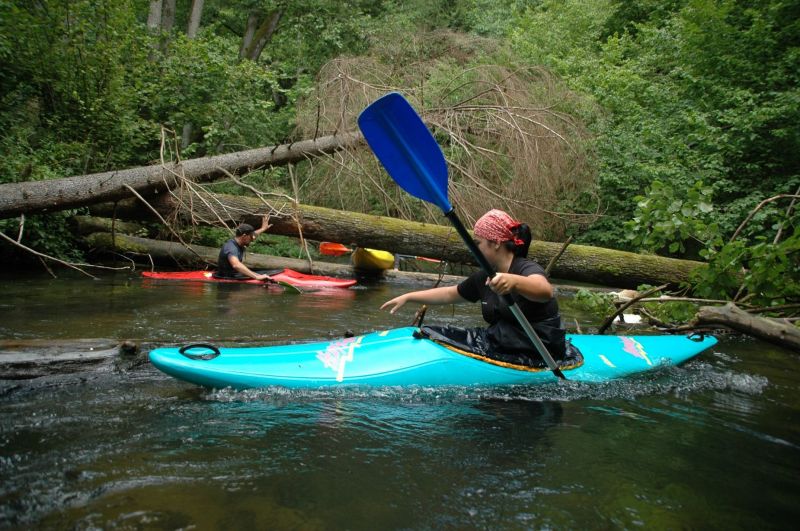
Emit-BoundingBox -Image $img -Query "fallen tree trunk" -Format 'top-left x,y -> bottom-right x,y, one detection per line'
69,215 -> 149,237
696,303 -> 800,353
103,193 -> 706,289
0,339 -> 137,379
0,132 -> 362,219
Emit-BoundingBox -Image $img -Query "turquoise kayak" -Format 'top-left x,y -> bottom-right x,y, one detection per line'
149,327 -> 717,389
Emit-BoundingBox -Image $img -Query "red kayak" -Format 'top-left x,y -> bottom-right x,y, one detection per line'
141,269 -> 357,289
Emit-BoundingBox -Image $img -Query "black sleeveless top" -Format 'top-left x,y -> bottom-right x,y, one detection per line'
456,257 -> 565,360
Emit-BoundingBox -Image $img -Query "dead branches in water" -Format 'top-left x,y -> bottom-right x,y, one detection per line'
596,287 -> 799,352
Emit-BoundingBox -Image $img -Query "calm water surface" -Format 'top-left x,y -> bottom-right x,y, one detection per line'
0,271 -> 798,530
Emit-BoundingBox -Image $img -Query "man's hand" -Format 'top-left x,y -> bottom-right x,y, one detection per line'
258,214 -> 272,234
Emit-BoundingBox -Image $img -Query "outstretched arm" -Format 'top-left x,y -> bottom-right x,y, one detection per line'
381,285 -> 464,314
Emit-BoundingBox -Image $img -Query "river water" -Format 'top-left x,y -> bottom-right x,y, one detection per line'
0,270 -> 797,530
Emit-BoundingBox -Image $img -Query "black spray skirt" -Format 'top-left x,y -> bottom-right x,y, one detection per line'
417,317 -> 582,369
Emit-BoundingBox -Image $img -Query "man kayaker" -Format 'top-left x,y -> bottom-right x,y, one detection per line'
381,209 -> 571,367
214,215 -> 272,280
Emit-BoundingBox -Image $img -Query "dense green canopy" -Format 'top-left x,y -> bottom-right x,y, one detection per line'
0,0 -> 797,306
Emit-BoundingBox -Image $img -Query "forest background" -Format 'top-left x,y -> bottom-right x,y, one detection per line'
0,0 -> 797,309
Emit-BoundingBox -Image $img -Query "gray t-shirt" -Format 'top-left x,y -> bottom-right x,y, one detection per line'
216,238 -> 244,278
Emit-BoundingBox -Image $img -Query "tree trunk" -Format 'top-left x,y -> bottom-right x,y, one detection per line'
82,232 -> 486,288
0,132 -> 362,219
183,0 -> 204,145
69,215 -> 148,237
181,122 -> 193,150
248,11 -> 282,61
239,12 -> 260,60
696,303 -> 800,352
240,10 -> 282,61
99,192 -> 707,289
161,0 -> 176,34
0,339 -> 129,379
146,0 -> 163,32
186,0 -> 204,38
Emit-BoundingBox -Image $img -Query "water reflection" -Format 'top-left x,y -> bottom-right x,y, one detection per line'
1,271 -> 799,529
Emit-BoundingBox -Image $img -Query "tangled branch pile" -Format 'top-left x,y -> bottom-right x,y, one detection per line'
293,31 -> 600,241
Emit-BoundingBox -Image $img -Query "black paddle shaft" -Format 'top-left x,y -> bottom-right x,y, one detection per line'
444,209 -> 566,379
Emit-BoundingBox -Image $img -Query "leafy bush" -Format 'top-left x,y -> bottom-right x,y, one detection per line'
624,180 -> 718,257
509,0 -> 800,249
692,224 -> 799,307
574,288 -> 617,318
0,213 -> 85,264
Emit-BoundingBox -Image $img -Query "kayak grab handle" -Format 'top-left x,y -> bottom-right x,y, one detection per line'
179,344 -> 221,360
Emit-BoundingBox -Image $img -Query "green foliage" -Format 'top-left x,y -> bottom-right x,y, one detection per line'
0,0 -> 380,261
184,225 -> 320,261
252,234 -> 322,261
138,34 -> 292,156
692,224 -> 799,307
1,0 -> 153,175
630,284 -> 699,324
643,300 -> 699,324
574,288 -> 616,318
624,180 -> 718,257
509,0 -> 800,250
1,0 -> 797,293
378,0 -> 531,36
0,213 -> 85,263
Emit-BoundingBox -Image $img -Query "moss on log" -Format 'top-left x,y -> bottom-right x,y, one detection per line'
70,215 -> 148,236
146,193 -> 706,289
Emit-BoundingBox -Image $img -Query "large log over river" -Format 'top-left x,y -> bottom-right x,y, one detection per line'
0,133 -> 362,218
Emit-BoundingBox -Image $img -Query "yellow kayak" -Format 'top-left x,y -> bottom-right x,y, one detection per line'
352,247 -> 395,270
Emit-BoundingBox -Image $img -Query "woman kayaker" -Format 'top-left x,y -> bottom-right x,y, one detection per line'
215,215 -> 272,280
381,209 -> 569,367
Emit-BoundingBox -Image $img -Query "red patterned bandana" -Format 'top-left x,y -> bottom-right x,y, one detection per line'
473,209 -> 523,245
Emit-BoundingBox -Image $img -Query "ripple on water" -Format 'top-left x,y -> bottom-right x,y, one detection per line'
197,353 -> 768,405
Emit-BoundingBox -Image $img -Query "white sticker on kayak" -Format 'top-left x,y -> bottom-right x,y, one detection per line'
316,336 -> 363,381
599,354 -> 615,368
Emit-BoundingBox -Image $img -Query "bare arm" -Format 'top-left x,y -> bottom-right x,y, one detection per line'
485,272 -> 553,302
228,255 -> 268,281
380,285 -> 465,314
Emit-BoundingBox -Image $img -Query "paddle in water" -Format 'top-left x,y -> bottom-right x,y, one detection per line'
259,275 -> 302,294
357,92 -> 566,380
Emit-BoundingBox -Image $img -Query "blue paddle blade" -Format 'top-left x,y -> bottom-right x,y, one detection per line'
358,92 -> 451,212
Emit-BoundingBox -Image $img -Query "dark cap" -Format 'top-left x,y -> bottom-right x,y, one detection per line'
235,223 -> 256,236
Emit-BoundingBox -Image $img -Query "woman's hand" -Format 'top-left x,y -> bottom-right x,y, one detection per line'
381,286 -> 463,314
486,272 -> 516,295
489,273 -> 553,301
380,294 -> 409,314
